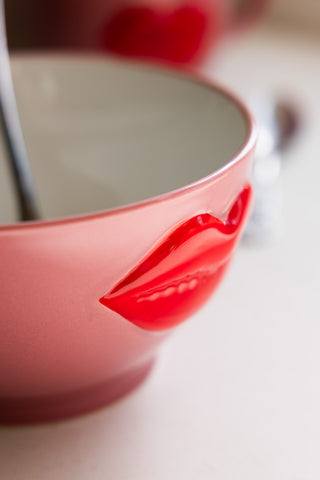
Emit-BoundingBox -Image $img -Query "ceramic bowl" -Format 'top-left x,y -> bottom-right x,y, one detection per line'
0,55 -> 257,423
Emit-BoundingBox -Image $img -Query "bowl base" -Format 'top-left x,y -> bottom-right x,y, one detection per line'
0,359 -> 155,425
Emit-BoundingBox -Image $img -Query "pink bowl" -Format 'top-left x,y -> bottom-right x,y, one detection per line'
0,55 -> 257,423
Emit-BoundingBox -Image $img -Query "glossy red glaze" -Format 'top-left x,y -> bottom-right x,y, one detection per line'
100,186 -> 251,331
100,4 -> 222,65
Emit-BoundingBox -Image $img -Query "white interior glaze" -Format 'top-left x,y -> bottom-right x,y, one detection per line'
0,56 -> 249,223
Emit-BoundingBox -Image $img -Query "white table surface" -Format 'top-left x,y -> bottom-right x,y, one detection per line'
1,24 -> 320,480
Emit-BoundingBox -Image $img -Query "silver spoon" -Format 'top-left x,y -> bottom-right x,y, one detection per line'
243,94 -> 301,244
0,0 -> 40,221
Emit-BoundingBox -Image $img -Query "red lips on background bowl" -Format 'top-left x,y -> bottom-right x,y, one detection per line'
100,0 -> 270,65
0,55 -> 257,424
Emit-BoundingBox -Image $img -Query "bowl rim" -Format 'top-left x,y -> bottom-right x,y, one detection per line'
0,53 -> 258,232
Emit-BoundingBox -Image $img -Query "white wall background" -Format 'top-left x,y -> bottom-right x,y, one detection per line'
269,0 -> 320,29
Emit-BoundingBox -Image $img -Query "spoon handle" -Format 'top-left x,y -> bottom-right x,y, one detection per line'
0,0 -> 40,221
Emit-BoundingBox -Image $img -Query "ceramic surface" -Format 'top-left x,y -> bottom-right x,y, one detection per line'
0,56 -> 256,423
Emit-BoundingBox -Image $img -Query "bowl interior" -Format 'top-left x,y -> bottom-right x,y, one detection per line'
0,55 -> 250,224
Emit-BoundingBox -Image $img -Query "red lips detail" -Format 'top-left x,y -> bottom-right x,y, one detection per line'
100,186 -> 252,331
100,4 -> 220,64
